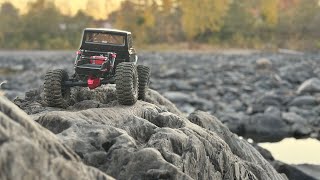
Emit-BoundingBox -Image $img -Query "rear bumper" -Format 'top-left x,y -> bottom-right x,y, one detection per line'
64,77 -> 115,87
75,64 -> 106,77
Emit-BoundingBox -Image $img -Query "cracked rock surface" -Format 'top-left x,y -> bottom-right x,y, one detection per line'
0,96 -> 114,180
0,86 -> 287,180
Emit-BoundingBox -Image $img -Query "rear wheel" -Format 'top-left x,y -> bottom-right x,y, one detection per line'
137,65 -> 150,100
115,62 -> 138,105
44,69 -> 71,108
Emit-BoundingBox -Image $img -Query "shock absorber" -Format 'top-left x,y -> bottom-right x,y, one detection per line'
110,53 -> 117,68
74,50 -> 82,65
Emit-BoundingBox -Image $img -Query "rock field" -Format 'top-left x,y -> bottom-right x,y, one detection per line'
1,50 -> 320,179
1,51 -> 320,142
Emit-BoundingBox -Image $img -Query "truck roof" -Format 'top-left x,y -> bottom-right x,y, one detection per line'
84,28 -> 131,35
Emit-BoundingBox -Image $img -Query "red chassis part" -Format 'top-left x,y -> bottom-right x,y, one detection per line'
90,56 -> 107,65
87,76 -> 101,89
73,51 -> 118,90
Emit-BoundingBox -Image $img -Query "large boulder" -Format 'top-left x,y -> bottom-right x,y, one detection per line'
4,86 -> 287,180
0,96 -> 114,180
243,113 -> 290,142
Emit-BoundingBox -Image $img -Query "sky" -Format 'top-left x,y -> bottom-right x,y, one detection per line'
0,0 -> 124,19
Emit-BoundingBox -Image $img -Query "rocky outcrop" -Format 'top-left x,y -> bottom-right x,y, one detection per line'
0,96 -> 114,180
1,86 -> 288,180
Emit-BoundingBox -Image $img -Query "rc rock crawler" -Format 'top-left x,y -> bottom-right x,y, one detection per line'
44,28 -> 151,108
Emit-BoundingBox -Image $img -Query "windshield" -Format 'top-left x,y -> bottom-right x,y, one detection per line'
85,32 -> 125,46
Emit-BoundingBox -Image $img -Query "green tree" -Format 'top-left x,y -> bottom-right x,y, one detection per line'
0,2 -> 21,48
65,10 -> 94,48
151,0 -> 182,43
179,0 -> 230,41
21,0 -> 66,49
260,0 -> 279,28
111,0 -> 157,43
220,1 -> 255,42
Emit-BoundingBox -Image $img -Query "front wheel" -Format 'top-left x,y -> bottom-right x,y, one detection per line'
44,69 -> 71,108
115,62 -> 138,105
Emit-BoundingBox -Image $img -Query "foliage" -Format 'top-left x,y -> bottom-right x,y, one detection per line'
260,0 -> 279,28
0,2 -> 21,48
0,0 -> 319,50
179,0 -> 230,40
0,0 -> 94,49
110,0 -> 320,50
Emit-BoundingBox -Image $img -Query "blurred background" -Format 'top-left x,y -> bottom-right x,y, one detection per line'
1,1 -> 320,179
0,0 -> 319,50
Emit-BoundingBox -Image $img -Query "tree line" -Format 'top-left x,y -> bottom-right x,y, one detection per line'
1,0 -> 320,50
0,0 -> 94,49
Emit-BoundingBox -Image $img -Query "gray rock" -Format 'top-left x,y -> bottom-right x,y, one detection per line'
218,112 -> 247,135
258,94 -> 283,108
188,111 -> 286,180
289,96 -> 318,107
244,113 -> 290,142
252,144 -> 274,161
2,51 -> 320,158
289,106 -> 317,118
5,86 -> 288,180
162,91 -> 214,113
179,104 -> 196,113
7,51 -> 320,178
159,68 -> 182,78
163,91 -> 192,103
282,112 -> 305,124
297,78 -> 320,94
279,63 -> 314,84
273,161 -> 318,180
145,89 -> 183,116
36,105 -> 234,179
0,96 -> 114,180
294,164 -> 320,180
291,123 -> 312,137
247,94 -> 284,114
72,100 -> 103,110
265,106 -> 282,118
169,80 -> 193,91
230,99 -> 246,111
256,58 -> 272,70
